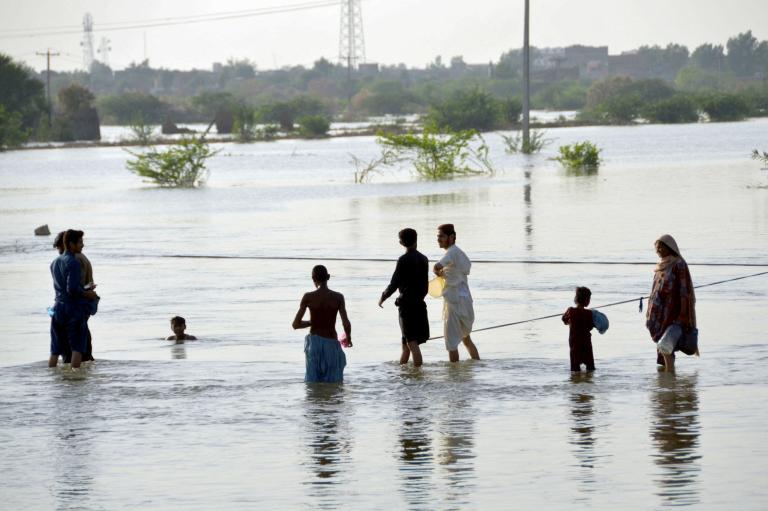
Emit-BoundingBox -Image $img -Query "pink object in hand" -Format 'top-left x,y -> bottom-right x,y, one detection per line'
338,332 -> 351,348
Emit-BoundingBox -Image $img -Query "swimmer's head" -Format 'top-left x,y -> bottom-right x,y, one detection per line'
170,316 -> 187,335
53,231 -> 66,254
311,265 -> 330,284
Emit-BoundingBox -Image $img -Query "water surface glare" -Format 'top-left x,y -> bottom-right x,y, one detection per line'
0,120 -> 767,509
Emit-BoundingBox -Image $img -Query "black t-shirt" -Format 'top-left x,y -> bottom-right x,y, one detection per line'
381,249 -> 429,306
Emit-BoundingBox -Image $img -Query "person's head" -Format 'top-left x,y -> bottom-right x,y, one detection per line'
399,228 -> 417,249
574,286 -> 591,307
63,229 -> 84,254
311,265 -> 330,286
655,234 -> 680,259
170,316 -> 187,335
53,231 -> 66,254
437,223 -> 456,249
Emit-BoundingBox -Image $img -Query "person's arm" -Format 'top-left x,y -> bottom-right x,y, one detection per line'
379,259 -> 403,307
338,294 -> 352,347
66,257 -> 97,300
166,335 -> 176,341
562,308 -> 571,325
434,249 -> 451,276
186,335 -> 197,340
292,294 -> 311,330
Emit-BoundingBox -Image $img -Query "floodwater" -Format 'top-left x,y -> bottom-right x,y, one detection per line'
1,120 -> 767,509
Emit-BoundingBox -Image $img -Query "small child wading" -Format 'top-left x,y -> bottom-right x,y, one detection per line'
562,287 -> 595,372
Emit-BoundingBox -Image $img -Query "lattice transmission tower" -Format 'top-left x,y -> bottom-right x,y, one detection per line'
338,0 -> 365,69
81,13 -> 95,71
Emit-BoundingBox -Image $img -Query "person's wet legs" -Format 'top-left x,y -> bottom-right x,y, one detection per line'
407,341 -> 423,367
463,335 -> 480,360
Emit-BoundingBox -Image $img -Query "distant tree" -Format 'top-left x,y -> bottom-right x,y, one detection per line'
426,87 -> 500,131
675,66 -> 736,92
700,92 -> 752,121
55,83 -> 100,141
500,97 -> 522,124
356,80 -> 416,115
726,31 -> 759,76
257,95 -> 327,131
636,44 -> 690,79
450,56 -> 467,72
643,94 -> 699,123
0,53 -> 46,133
532,80 -> 588,110
0,104 -> 28,150
690,44 -> 725,70
98,92 -> 164,124
191,91 -> 237,133
312,58 -> 336,77
584,76 -> 634,110
495,49 -> 521,79
297,114 -> 330,137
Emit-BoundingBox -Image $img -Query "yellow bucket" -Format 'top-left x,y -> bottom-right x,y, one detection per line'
428,276 -> 445,298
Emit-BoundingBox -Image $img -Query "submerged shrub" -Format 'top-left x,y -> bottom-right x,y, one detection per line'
375,128 -> 494,181
126,137 -> 218,187
502,129 -> 551,154
298,115 -> 330,137
700,93 -> 751,122
643,95 -> 700,124
555,141 -> 602,169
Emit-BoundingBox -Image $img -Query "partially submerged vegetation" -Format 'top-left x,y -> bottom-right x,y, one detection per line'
126,130 -> 218,187
502,129 -> 551,154
554,141 -> 602,170
355,128 -> 495,182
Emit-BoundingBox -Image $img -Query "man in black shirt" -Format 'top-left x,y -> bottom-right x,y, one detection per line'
379,228 -> 430,367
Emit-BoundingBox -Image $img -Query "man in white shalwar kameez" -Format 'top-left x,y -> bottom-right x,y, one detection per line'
433,224 -> 480,363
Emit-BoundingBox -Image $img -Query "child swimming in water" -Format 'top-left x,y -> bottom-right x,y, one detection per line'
166,316 -> 197,343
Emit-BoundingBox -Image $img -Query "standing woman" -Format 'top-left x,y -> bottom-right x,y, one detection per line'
292,265 -> 352,383
645,234 -> 698,371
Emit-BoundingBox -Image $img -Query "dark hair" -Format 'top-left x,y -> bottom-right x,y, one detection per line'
312,265 -> 330,283
399,228 -> 417,247
53,231 -> 65,250
438,223 -> 456,237
574,286 -> 591,306
63,229 -> 84,250
170,316 -> 186,326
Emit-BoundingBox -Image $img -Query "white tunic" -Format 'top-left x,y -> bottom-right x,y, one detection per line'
438,244 -> 475,350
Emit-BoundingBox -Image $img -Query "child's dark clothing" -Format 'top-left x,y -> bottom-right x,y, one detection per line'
562,307 -> 595,372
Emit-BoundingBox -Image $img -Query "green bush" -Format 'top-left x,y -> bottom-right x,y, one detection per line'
426,87 -> 500,132
700,93 -> 752,121
298,115 -> 330,137
376,128 -> 494,181
502,129 -> 551,154
555,141 -> 602,169
233,104 -> 257,142
129,114 -> 154,145
98,92 -> 165,124
643,95 -> 700,123
500,97 -> 522,124
126,137 -> 218,187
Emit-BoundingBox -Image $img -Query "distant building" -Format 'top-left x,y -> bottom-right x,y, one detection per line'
356,62 -> 379,77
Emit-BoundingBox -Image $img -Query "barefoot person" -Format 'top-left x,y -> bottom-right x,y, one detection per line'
433,224 -> 480,363
646,234 -> 698,372
53,231 -> 98,362
292,265 -> 352,383
49,230 -> 98,369
379,228 -> 430,367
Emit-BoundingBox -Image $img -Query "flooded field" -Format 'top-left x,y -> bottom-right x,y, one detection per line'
0,119 -> 766,509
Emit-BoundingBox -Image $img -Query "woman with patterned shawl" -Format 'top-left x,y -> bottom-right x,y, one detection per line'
646,234 -> 698,371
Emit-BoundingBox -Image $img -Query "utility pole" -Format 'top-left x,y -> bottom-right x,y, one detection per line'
36,48 -> 60,128
522,0 -> 530,148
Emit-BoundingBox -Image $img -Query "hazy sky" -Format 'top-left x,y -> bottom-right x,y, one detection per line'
1,0 -> 767,72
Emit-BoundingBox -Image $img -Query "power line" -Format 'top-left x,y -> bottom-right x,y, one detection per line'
0,0 -> 342,40
156,254 -> 768,268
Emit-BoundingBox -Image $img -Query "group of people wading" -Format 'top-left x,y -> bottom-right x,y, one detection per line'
48,226 -> 698,382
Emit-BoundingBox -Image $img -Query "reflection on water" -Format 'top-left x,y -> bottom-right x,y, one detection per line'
650,373 -> 701,507
302,384 -> 351,507
436,367 -> 477,509
523,168 -> 533,251
568,372 -> 599,500
395,370 -> 435,509
52,378 -> 94,508
170,343 -> 187,360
